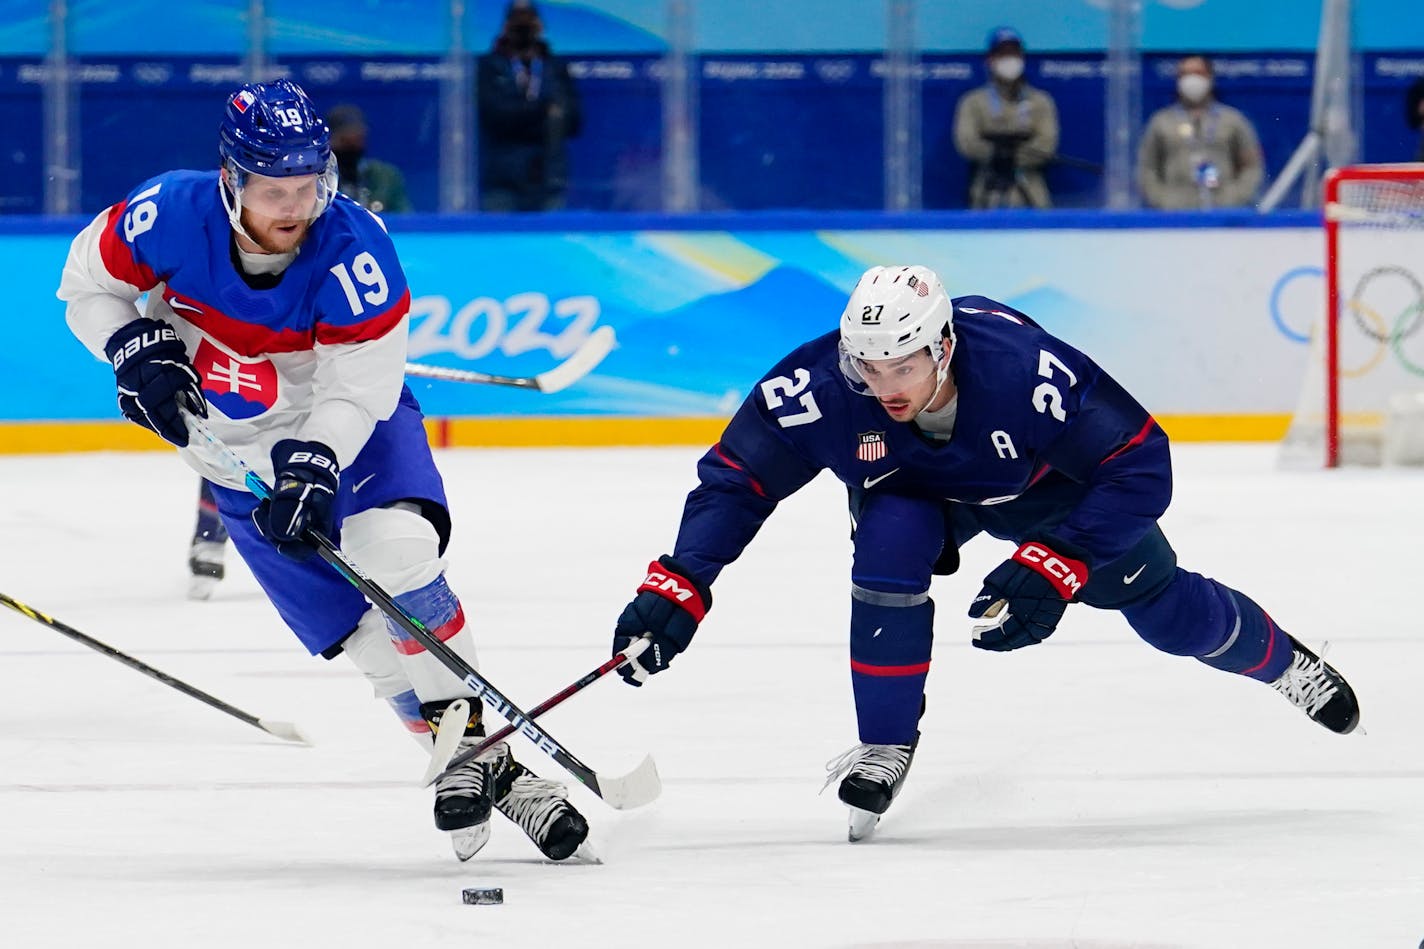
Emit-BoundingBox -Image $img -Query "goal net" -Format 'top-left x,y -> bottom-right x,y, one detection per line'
1282,164 -> 1424,466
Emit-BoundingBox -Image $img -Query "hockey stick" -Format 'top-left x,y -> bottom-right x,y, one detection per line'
404,325 -> 616,394
428,637 -> 651,787
182,413 -> 659,810
0,590 -> 309,745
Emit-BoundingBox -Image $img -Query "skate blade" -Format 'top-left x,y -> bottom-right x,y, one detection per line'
450,823 -> 491,862
567,841 -> 603,865
187,575 -> 219,601
847,807 -> 880,843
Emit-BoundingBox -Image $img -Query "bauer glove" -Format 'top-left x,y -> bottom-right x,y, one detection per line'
104,317 -> 206,447
253,439 -> 339,561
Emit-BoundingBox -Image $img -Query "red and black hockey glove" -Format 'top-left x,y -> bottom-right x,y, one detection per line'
612,555 -> 712,686
969,540 -> 1089,651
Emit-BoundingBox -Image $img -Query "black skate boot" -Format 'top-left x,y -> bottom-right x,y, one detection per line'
493,756 -> 590,861
823,733 -> 919,842
1269,638 -> 1360,734
421,700 -> 508,860
187,539 -> 226,601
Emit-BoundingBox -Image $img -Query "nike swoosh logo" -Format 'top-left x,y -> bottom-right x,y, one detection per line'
351,473 -> 377,494
1123,563 -> 1147,584
168,298 -> 203,314
863,468 -> 900,490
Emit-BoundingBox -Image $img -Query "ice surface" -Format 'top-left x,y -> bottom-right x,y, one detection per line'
1,444 -> 1421,948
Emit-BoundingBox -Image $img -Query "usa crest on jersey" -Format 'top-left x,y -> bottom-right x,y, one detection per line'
856,431 -> 887,462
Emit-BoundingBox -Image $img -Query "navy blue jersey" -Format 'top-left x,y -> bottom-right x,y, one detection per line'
673,296 -> 1172,584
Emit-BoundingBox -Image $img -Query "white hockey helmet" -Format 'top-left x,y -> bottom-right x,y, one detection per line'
839,265 -> 955,393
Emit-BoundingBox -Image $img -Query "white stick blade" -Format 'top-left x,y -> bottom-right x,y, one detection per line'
418,698 -> 469,785
258,719 -> 312,745
534,325 -> 617,393
597,753 -> 661,810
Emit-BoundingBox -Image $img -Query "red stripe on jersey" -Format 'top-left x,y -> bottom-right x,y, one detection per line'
97,202 -> 159,291
163,288 -> 313,356
316,288 -> 411,346
1101,418 -> 1158,465
712,442 -> 768,498
850,658 -> 931,677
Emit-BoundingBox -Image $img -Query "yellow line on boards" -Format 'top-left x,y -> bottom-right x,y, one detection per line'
0,413 -> 1292,455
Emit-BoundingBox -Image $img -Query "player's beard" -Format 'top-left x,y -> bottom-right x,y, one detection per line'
239,207 -> 313,255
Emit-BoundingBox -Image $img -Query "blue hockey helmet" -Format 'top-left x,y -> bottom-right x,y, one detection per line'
218,79 -> 338,225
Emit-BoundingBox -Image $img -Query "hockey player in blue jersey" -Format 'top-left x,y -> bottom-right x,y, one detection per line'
611,264 -> 1360,841
58,79 -> 588,862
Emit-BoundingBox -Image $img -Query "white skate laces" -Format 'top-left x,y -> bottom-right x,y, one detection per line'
436,739 -> 507,803
499,773 -> 572,844
821,742 -> 914,794
1270,641 -> 1339,718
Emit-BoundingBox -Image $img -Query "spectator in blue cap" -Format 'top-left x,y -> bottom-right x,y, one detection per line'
952,26 -> 1060,209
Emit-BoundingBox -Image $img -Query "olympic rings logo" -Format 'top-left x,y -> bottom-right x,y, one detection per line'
1269,264 -> 1424,379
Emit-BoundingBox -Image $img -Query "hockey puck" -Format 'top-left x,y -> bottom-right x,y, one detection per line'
461,887 -> 504,906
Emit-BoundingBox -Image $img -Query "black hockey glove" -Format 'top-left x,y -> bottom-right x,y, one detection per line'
612,555 -> 712,686
253,439 -> 339,561
969,540 -> 1089,651
104,317 -> 206,447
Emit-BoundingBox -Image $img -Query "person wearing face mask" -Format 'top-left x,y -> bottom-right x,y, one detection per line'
952,27 -> 1060,209
1137,55 -> 1263,210
325,104 -> 412,215
1405,77 -> 1424,162
477,0 -> 583,212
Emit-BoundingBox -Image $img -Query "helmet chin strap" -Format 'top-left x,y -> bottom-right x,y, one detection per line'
217,175 -> 262,249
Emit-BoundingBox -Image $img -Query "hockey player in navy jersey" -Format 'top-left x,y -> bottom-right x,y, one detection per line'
58,79 -> 588,862
611,264 -> 1360,841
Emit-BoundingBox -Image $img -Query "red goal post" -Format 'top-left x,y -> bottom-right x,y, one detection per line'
1314,163 -> 1424,466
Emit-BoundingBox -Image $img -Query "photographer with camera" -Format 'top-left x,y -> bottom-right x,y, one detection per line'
952,27 -> 1060,209
477,0 -> 582,212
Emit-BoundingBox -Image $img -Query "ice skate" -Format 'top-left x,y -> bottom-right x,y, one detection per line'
187,539 -> 226,600
422,699 -> 506,861
823,735 -> 918,842
493,756 -> 591,861
1270,638 -> 1360,734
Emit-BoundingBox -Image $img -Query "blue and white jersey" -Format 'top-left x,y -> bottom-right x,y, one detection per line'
59,170 -> 411,488
672,296 -> 1173,584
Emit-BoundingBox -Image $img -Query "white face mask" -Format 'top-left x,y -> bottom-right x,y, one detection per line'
991,56 -> 1025,83
1177,73 -> 1212,104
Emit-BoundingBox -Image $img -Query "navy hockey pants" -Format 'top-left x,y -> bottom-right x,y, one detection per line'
846,490 -> 1295,744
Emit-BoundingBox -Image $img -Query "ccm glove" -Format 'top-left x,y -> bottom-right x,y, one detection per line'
104,318 -> 206,447
612,555 -> 712,686
252,439 -> 339,561
969,540 -> 1089,651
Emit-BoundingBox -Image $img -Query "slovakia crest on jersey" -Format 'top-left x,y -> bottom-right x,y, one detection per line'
856,431 -> 887,462
194,339 -> 278,419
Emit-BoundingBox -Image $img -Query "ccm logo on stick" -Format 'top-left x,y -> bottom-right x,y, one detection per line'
1013,542 -> 1087,598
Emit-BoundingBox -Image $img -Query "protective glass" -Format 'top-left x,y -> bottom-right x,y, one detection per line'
229,160 -> 338,222
838,343 -> 939,397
